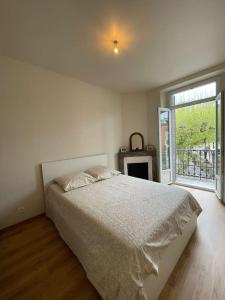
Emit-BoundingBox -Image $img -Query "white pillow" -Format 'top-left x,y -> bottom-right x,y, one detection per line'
85,165 -> 121,181
55,172 -> 96,192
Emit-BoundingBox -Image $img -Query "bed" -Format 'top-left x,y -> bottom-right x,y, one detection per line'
42,154 -> 202,300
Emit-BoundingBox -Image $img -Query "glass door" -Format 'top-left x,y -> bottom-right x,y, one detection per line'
158,108 -> 173,184
215,92 -> 224,201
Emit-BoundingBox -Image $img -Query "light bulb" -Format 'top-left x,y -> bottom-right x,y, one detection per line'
114,47 -> 119,54
113,40 -> 119,55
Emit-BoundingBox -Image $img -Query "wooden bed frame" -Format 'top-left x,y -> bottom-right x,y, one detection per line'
41,154 -> 197,300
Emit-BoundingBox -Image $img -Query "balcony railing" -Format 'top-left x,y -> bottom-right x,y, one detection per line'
176,149 -> 215,180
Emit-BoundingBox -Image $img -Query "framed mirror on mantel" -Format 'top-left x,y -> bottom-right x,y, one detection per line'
129,132 -> 144,151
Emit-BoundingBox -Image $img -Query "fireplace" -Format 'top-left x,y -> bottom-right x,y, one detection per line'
123,155 -> 153,180
118,150 -> 157,181
127,162 -> 149,180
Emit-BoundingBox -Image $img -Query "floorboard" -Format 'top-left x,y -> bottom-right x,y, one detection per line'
0,186 -> 224,300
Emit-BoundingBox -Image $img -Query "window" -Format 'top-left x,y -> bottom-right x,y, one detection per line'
172,81 -> 217,106
160,111 -> 170,170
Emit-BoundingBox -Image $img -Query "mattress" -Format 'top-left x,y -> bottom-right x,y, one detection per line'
46,175 -> 202,300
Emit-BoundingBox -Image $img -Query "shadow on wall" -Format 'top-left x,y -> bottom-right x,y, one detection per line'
37,164 -> 45,201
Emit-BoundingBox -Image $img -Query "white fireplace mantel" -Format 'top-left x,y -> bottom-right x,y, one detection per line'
124,155 -> 153,181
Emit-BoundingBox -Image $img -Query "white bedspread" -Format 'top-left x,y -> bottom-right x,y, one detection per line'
46,175 -> 202,300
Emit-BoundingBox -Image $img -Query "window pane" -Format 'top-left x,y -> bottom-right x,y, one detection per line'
160,111 -> 170,170
174,82 -> 216,106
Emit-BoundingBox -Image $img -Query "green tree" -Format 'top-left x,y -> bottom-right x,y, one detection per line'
176,101 -> 215,149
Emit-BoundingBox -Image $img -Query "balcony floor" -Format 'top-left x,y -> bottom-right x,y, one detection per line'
176,175 -> 215,190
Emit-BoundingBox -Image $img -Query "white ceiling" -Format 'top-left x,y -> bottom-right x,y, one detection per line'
1,0 -> 225,92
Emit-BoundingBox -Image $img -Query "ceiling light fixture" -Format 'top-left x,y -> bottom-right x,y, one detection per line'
113,40 -> 119,55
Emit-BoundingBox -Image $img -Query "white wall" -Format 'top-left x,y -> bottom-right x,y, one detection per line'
121,90 -> 160,149
121,92 -> 149,147
0,56 -> 122,229
147,89 -> 161,150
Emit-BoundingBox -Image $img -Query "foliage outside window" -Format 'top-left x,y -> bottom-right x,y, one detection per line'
173,82 -> 217,181
176,101 -> 215,150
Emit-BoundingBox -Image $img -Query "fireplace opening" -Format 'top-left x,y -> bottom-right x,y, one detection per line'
127,162 -> 149,180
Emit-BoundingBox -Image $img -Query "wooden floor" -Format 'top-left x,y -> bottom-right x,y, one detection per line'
0,187 -> 225,300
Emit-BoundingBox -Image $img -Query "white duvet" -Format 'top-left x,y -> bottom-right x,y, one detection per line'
46,175 -> 202,300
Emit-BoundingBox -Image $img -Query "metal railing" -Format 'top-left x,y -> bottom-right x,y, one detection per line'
176,149 -> 215,180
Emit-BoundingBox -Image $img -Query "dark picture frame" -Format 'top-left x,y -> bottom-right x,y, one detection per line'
129,132 -> 144,151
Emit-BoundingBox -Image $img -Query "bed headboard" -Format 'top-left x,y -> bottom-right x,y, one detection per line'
41,154 -> 107,190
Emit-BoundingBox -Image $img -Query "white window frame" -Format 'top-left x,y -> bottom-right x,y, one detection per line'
158,108 -> 173,184
166,76 -> 221,187
168,77 -> 221,109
